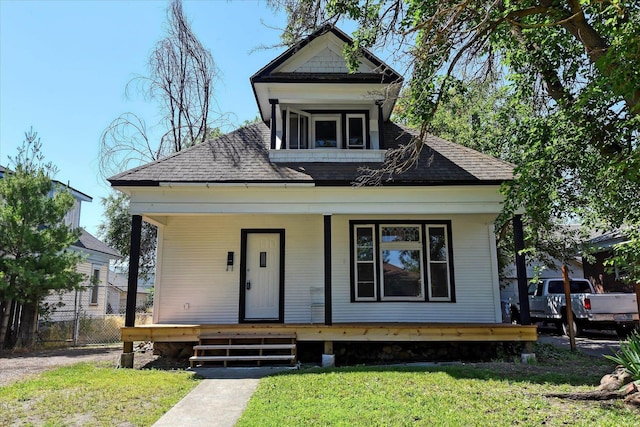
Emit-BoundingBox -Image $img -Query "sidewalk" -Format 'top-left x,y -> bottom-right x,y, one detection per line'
152,366 -> 295,427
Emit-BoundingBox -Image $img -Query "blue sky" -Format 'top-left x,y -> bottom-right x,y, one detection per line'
0,0 -> 299,236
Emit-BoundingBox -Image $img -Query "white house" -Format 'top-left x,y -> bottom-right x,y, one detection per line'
110,25 -> 536,365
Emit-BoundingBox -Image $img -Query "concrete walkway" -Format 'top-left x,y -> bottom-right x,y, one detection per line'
152,366 -> 295,427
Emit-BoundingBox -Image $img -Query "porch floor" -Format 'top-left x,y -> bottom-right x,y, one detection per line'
122,323 -> 537,343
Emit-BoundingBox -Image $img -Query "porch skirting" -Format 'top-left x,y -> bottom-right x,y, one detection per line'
121,323 -> 537,344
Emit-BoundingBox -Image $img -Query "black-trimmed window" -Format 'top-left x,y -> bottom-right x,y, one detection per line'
284,108 -> 368,149
351,221 -> 455,302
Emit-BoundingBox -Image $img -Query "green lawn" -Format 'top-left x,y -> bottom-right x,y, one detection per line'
0,362 -> 199,426
238,345 -> 639,427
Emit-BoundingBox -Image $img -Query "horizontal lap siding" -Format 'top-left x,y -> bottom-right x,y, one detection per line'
331,214 -> 500,323
155,215 -> 323,324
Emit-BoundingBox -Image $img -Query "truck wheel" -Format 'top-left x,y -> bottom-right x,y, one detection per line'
561,316 -> 581,337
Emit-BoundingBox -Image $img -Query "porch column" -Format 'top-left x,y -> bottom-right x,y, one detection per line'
513,214 -> 531,325
324,214 -> 332,325
376,100 -> 385,148
269,98 -> 278,149
122,214 -> 142,367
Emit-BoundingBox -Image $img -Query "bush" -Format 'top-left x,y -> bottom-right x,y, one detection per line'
605,329 -> 640,381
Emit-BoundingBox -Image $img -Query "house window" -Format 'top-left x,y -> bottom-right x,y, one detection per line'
287,110 -> 309,149
351,221 -> 454,302
354,226 -> 377,300
346,114 -> 365,149
90,268 -> 100,305
283,109 -> 368,149
313,115 -> 341,148
426,226 -> 451,300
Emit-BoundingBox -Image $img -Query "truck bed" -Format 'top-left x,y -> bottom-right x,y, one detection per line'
588,293 -> 638,315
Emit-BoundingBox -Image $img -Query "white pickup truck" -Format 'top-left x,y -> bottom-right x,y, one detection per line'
526,278 -> 639,337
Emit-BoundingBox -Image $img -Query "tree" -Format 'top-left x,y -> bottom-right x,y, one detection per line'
0,129 -> 84,349
272,0 -> 640,281
98,192 -> 156,281
99,0 -> 225,178
99,0 -> 225,276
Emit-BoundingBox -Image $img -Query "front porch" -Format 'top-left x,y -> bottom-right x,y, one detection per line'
122,322 -> 537,344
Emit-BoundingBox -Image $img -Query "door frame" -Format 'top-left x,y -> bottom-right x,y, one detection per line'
239,229 -> 285,323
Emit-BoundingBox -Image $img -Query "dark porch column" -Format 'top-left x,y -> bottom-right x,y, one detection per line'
269,98 -> 278,149
122,214 -> 142,365
513,214 -> 531,325
375,100 -> 385,148
324,214 -> 332,325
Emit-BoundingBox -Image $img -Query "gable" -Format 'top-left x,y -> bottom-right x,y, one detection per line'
273,33 -> 375,74
251,25 -> 403,123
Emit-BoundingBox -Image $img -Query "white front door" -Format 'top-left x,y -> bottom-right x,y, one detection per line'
244,233 -> 280,320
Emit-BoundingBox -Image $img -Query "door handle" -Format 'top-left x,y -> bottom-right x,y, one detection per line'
246,280 -> 251,290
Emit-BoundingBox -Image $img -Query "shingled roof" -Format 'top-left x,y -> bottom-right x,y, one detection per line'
72,229 -> 121,258
108,122 -> 513,187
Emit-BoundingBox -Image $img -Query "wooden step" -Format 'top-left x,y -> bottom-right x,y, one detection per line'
190,355 -> 296,363
199,333 -> 296,340
191,332 -> 297,367
193,344 -> 296,351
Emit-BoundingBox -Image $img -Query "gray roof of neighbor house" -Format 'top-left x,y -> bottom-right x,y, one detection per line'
108,122 -> 514,187
72,229 -> 121,258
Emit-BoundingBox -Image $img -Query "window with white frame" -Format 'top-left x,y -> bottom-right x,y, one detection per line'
351,222 -> 454,302
346,114 -> 366,149
90,267 -> 100,305
286,110 -> 309,149
283,109 -> 368,149
354,225 -> 377,300
313,115 -> 341,148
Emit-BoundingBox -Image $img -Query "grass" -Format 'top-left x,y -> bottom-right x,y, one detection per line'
238,344 -> 640,427
0,362 -> 199,426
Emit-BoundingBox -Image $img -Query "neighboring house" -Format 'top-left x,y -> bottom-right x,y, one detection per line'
583,229 -> 635,293
111,25 -> 536,364
106,271 -> 151,314
0,166 -> 120,321
66,229 -> 121,318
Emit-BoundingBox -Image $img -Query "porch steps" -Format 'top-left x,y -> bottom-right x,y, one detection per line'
189,333 -> 297,367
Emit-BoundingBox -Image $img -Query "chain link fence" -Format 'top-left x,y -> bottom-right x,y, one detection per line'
37,285 -> 152,346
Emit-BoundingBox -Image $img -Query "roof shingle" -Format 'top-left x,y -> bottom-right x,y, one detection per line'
108,122 -> 513,186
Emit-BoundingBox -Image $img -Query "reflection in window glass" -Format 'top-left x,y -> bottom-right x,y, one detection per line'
315,120 -> 337,148
429,227 -> 447,261
382,250 -> 422,297
355,226 -> 376,300
381,226 -> 420,242
430,263 -> 449,298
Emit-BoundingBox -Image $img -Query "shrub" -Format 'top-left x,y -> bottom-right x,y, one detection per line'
605,329 -> 640,381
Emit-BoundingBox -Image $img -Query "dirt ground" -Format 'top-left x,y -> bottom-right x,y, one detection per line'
0,343 -> 164,386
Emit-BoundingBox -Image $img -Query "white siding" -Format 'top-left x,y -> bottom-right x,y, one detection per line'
154,212 -> 501,325
331,214 -> 501,323
155,215 -> 324,324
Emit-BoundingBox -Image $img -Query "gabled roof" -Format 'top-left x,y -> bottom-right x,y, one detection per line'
72,229 -> 121,258
108,122 -> 513,187
250,24 -> 404,122
250,24 -> 403,85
